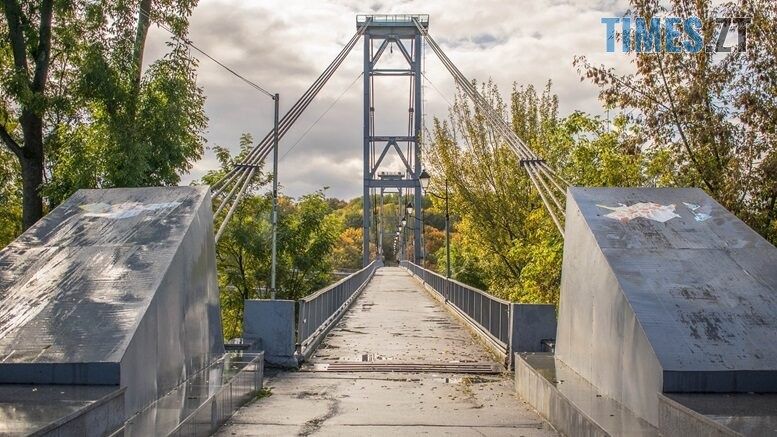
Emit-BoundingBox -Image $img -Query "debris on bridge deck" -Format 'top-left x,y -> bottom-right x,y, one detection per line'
0,187 -> 229,435
517,187 -> 777,436
218,267 -> 558,436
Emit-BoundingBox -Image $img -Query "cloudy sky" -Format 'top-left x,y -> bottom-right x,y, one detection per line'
145,0 -> 633,199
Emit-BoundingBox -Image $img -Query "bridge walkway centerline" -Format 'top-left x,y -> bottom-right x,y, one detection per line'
307,266 -> 497,368
216,267 -> 557,436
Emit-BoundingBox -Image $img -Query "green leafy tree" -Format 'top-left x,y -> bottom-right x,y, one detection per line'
1,0 -> 206,234
427,81 -> 650,304
427,81 -> 563,303
278,191 -> 341,300
203,139 -> 343,338
1,0 -> 60,230
46,0 -> 206,204
0,147 -> 21,246
575,0 -> 776,244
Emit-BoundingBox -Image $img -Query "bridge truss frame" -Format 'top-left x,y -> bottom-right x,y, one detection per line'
361,15 -> 429,266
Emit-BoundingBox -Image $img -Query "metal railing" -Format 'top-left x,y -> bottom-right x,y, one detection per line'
296,260 -> 379,356
400,261 -> 510,351
356,14 -> 430,26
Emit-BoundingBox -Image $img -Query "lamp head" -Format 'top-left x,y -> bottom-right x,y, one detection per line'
419,169 -> 431,191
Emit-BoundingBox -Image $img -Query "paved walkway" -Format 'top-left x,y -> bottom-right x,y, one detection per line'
216,267 -> 557,436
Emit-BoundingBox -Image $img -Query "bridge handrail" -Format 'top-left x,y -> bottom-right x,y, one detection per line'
400,260 -> 510,351
296,260 -> 379,358
356,14 -> 430,26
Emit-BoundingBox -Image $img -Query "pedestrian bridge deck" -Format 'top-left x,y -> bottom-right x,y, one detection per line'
216,267 -> 556,436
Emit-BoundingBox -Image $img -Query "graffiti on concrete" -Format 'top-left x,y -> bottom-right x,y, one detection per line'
597,202 -> 681,224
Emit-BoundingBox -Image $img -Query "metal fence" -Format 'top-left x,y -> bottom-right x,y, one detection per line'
400,261 -> 510,351
296,261 -> 379,355
356,14 -> 430,25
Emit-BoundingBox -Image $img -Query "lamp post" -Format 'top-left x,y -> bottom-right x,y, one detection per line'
418,170 -> 450,279
270,94 -> 280,299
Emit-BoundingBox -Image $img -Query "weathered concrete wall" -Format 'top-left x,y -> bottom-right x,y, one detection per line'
0,187 -> 225,416
509,304 -> 556,354
658,394 -> 740,437
556,188 -> 663,424
243,300 -> 298,367
556,187 -> 777,426
515,354 -> 610,437
37,388 -> 125,437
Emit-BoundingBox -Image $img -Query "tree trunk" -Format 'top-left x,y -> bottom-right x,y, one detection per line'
2,0 -> 54,230
20,155 -> 44,230
19,109 -> 44,230
132,0 -> 153,95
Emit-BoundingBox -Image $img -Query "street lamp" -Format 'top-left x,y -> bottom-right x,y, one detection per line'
270,93 -> 280,299
401,216 -> 407,227
405,201 -> 414,215
419,169 -> 431,191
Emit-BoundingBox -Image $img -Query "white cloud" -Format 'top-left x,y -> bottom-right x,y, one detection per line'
144,0 -> 634,199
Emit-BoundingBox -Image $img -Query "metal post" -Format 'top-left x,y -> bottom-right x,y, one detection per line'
362,33 -> 371,267
413,32 -> 423,263
378,188 -> 384,262
271,93 -> 280,300
445,179 -> 450,279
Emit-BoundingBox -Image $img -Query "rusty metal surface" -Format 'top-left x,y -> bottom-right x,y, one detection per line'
0,187 -> 225,415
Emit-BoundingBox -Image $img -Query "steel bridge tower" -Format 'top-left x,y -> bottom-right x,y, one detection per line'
360,14 -> 429,266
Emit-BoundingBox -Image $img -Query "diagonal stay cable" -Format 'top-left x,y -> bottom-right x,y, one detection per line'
212,23 -> 367,196
413,18 -> 568,236
214,26 -> 364,211
281,72 -> 364,161
213,25 -> 367,241
212,24 -> 365,188
140,8 -> 274,99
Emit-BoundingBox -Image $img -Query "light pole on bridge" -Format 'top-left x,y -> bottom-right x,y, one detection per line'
270,93 -> 280,299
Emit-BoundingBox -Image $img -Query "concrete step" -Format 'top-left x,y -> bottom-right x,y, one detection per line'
515,352 -> 658,437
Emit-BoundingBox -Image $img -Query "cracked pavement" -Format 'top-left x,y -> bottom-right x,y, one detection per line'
215,268 -> 557,436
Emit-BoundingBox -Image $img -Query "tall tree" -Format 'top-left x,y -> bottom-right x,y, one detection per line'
47,0 -> 206,203
427,81 -> 652,303
427,81 -> 564,303
1,0 -> 206,233
0,0 -> 55,230
575,0 -> 777,244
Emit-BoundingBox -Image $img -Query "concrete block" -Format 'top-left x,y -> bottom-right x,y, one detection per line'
509,303 -> 556,354
0,187 -> 225,416
556,187 -> 777,425
514,353 -> 657,437
244,300 -> 298,367
658,394 -> 740,437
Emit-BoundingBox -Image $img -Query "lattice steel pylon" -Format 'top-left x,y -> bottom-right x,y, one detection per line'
359,14 -> 429,266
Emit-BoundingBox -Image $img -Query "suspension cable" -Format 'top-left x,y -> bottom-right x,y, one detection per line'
212,24 -> 368,241
413,19 -> 568,236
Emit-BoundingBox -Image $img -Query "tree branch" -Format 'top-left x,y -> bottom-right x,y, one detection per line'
3,0 -> 29,76
656,56 -> 716,193
0,123 -> 23,158
31,0 -> 54,93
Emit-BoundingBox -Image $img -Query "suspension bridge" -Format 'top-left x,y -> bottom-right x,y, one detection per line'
0,14 -> 776,437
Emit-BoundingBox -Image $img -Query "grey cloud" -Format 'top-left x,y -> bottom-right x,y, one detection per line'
169,0 -> 633,199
